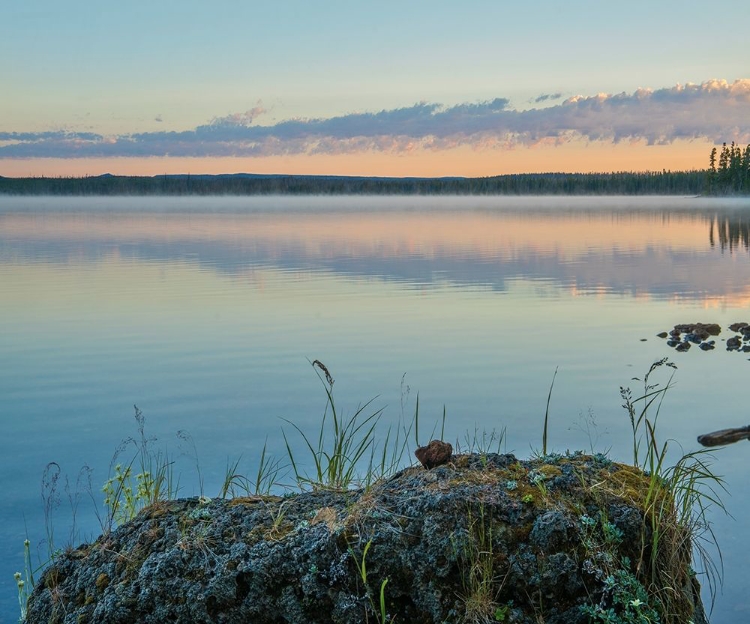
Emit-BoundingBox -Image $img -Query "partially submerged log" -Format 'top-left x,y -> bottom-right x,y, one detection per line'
26,454 -> 706,624
697,425 -> 750,447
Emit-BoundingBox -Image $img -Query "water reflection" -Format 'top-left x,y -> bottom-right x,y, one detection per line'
2,197 -> 750,302
3,196 -> 750,623
710,212 -> 750,252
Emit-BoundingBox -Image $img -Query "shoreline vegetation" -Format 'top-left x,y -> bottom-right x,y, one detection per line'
0,170 -> 715,196
17,359 -> 725,624
2,143 -> 748,197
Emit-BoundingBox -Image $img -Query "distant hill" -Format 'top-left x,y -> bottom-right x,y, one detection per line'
0,170 -> 708,196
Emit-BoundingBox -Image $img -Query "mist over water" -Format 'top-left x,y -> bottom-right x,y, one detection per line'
2,195 -> 750,622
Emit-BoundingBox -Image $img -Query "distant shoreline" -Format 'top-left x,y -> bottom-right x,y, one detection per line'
0,170 -> 717,196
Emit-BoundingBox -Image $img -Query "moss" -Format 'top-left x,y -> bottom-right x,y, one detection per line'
229,495 -> 283,507
536,464 -> 562,480
95,572 -> 110,591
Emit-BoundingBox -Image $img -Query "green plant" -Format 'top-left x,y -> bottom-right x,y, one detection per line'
542,367 -> 558,456
458,503 -> 505,624
101,406 -> 179,531
266,502 -> 288,541
366,392 -> 421,489
13,539 -> 34,623
219,438 -> 286,498
349,538 -> 391,624
620,358 -> 676,468
578,511 -> 662,624
282,360 -> 385,490
493,602 -> 512,621
618,359 -> 726,623
459,425 -> 506,461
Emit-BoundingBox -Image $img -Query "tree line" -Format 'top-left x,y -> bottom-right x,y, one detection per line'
0,170 -> 709,196
707,142 -> 750,195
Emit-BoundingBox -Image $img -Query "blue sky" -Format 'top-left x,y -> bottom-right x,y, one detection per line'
1,1 -> 749,176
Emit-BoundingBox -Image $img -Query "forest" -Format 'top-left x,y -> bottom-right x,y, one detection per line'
0,170 -> 709,196
0,144 -> 748,196
706,142 -> 750,194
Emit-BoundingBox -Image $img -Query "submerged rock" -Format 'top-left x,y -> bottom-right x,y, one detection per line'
727,336 -> 742,351
26,454 -> 707,624
656,322 -> 750,356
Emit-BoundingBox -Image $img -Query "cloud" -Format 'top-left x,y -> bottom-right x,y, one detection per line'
208,102 -> 267,128
1,80 -> 748,159
534,93 -> 563,103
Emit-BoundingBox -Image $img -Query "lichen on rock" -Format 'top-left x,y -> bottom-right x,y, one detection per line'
26,453 -> 707,624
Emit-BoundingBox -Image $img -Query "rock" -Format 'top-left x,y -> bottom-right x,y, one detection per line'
666,339 -> 680,348
675,341 -> 691,352
414,439 -> 452,469
673,323 -> 720,339
727,336 -> 742,351
25,454 -> 708,624
729,322 -> 748,332
699,341 -> 715,351
684,333 -> 702,344
656,332 -> 668,339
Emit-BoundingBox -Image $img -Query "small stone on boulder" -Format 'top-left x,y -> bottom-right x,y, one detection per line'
414,440 -> 453,469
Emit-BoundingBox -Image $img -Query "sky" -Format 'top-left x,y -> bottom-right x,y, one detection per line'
1,0 -> 749,178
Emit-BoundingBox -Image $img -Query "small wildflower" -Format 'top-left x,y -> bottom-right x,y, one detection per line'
629,598 -> 643,608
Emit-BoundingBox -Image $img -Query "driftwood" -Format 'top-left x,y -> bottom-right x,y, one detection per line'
697,425 -> 750,447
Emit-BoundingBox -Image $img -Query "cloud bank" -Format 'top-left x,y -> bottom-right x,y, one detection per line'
1,79 -> 748,159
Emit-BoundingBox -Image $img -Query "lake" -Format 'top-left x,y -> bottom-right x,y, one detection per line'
2,194 -> 750,622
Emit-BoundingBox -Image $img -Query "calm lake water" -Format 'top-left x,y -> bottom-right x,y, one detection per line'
2,195 -> 750,622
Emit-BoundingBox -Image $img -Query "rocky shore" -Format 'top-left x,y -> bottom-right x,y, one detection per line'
26,453 -> 706,624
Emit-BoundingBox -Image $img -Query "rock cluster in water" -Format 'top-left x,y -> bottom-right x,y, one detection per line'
656,322 -> 750,353
26,454 -> 706,624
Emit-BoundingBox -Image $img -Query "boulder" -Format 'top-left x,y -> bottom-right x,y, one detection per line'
26,454 -> 707,624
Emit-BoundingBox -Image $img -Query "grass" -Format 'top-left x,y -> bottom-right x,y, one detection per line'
609,358 -> 726,623
14,358 -> 726,624
99,405 -> 180,533
219,438 -> 285,498
349,538 -> 392,624
281,359 -> 422,491
457,503 -> 505,624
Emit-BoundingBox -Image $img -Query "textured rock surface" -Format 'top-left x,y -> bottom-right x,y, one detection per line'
414,439 -> 453,469
26,454 -> 707,624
